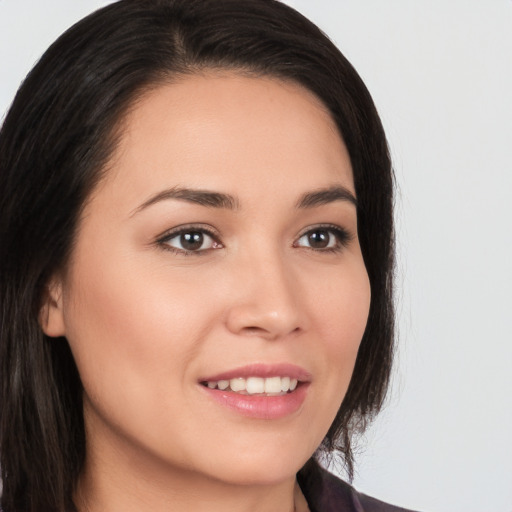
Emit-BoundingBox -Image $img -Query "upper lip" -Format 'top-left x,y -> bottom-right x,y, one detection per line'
199,363 -> 312,383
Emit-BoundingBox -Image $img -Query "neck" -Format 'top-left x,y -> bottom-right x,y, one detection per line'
79,478 -> 299,512
75,432 -> 306,512
76,467 -> 301,512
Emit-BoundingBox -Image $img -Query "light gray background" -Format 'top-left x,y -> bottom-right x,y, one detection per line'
1,1 -> 511,511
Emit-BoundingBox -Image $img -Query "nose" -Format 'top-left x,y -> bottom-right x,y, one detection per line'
224,250 -> 304,341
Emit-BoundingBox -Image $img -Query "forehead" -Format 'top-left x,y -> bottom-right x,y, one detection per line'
97,72 -> 354,208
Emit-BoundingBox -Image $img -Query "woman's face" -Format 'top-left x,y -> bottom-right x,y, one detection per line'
45,74 -> 370,486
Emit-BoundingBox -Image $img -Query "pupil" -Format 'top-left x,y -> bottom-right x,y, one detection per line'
308,230 -> 329,248
181,232 -> 203,250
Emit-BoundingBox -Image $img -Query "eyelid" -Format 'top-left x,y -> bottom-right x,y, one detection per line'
155,223 -> 223,254
293,223 -> 353,249
154,222 -> 352,255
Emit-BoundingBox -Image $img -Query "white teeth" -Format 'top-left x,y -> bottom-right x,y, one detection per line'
218,380 -> 229,390
230,378 -> 246,392
264,376 -> 282,393
204,376 -> 301,394
246,377 -> 265,394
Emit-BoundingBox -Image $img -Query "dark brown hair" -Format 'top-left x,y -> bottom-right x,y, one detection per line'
0,1 -> 394,510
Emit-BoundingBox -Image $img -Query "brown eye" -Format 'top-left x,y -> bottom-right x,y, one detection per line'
306,230 -> 331,249
295,226 -> 350,251
162,229 -> 219,253
180,232 -> 205,251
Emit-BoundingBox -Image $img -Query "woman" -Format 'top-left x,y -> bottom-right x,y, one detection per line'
0,1 -> 409,511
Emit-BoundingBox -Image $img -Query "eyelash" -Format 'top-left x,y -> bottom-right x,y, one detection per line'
294,224 -> 352,253
156,224 -> 222,256
156,223 -> 352,256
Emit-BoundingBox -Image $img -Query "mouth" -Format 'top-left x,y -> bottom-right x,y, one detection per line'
198,364 -> 310,419
201,376 -> 299,396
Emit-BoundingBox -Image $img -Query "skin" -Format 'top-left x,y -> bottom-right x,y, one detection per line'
42,73 -> 371,512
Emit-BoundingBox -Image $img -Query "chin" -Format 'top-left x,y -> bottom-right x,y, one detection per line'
196,444 -> 312,487
211,463 -> 301,487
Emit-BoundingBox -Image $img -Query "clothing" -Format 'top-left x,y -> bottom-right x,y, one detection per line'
298,459 -> 420,512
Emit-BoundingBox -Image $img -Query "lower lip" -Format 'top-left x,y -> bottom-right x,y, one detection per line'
201,384 -> 309,420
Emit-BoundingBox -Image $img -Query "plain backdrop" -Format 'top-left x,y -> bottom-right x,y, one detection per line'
1,1 -> 511,511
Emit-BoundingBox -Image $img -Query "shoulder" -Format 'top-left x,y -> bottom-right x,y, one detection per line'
297,459 -> 421,512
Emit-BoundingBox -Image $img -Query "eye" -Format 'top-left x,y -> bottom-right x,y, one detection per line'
295,225 -> 351,251
158,226 -> 222,254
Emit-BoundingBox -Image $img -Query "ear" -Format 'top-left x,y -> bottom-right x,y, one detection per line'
39,276 -> 66,337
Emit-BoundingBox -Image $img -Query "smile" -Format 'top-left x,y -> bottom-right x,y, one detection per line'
202,376 -> 299,395
199,364 -> 310,419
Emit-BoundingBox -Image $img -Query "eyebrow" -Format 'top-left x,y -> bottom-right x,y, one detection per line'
131,184 -> 356,217
295,185 -> 357,209
131,186 -> 239,216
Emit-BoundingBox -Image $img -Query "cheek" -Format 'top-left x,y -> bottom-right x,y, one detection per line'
314,261 -> 370,345
61,251 -> 206,406
60,256 -> 218,457
309,261 -> 371,394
